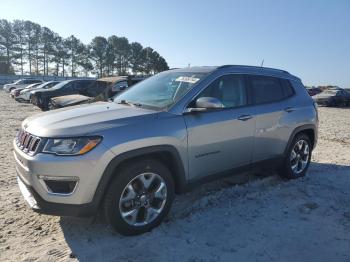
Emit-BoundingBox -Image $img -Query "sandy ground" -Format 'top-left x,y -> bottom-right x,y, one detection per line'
0,90 -> 349,262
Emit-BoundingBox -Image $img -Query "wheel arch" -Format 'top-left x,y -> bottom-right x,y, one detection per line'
92,145 -> 187,210
284,124 -> 317,157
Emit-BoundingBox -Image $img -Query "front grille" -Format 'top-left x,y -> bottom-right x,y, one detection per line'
15,130 -> 41,155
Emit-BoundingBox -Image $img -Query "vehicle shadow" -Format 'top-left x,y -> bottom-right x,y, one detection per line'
59,161 -> 350,261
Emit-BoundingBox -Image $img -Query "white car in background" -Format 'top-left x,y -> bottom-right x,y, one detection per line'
16,81 -> 60,102
11,82 -> 42,99
3,79 -> 43,93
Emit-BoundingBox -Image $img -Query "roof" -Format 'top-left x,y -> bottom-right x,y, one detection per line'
171,66 -> 218,73
172,65 -> 300,81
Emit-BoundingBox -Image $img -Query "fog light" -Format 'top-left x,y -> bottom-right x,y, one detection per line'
37,175 -> 79,195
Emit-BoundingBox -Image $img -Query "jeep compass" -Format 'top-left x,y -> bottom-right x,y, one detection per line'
14,65 -> 318,235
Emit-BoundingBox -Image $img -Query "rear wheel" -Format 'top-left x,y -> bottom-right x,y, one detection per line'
103,158 -> 175,235
278,133 -> 312,179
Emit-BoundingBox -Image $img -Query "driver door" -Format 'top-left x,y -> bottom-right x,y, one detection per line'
184,74 -> 255,180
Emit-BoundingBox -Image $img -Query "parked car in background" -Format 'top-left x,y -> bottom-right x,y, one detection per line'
14,65 -> 318,235
306,86 -> 321,96
31,79 -> 102,110
49,76 -> 148,109
313,88 -> 350,106
16,81 -> 60,102
3,79 -> 43,92
11,83 -> 42,99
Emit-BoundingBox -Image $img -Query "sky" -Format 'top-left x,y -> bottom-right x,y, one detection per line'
1,0 -> 349,87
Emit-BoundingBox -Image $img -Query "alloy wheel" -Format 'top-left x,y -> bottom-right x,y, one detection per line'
290,139 -> 310,175
118,172 -> 167,226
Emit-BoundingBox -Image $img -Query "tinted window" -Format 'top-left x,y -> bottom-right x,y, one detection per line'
281,79 -> 294,97
62,82 -> 74,90
249,76 -> 284,104
198,74 -> 247,108
83,82 -> 106,97
74,81 -> 86,90
25,79 -> 40,84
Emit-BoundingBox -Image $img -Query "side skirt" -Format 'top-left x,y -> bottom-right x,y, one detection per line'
183,157 -> 284,192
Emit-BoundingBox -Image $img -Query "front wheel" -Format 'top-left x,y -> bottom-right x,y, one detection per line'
278,134 -> 312,179
103,158 -> 175,235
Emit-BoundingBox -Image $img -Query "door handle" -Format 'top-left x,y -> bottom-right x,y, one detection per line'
284,107 -> 295,113
238,115 -> 253,121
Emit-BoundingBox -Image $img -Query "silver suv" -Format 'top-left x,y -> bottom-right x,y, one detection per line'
14,65 -> 318,235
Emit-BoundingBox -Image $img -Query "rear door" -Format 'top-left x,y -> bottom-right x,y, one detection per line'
248,75 -> 296,162
184,74 -> 256,180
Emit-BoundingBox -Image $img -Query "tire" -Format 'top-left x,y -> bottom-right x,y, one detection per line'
103,158 -> 175,236
48,101 -> 55,110
278,133 -> 312,179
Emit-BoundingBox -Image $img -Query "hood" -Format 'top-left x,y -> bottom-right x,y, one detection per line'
51,95 -> 91,107
22,102 -> 158,137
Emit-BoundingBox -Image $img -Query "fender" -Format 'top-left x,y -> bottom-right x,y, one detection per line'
91,145 -> 188,210
283,124 -> 317,157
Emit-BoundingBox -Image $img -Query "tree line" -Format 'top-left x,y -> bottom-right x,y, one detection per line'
0,19 -> 169,77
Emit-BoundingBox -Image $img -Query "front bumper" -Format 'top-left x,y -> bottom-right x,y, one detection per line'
15,92 -> 30,102
14,139 -> 115,216
17,176 -> 97,216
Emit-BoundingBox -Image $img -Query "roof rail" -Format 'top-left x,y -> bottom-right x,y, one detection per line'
217,65 -> 290,75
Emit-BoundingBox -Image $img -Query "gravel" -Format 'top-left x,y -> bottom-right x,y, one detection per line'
0,91 -> 349,262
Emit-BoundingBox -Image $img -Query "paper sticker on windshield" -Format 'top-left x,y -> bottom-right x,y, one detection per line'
175,76 -> 200,84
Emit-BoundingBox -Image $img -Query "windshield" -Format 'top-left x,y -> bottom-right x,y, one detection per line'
38,81 -> 60,89
35,82 -> 50,89
114,71 -> 208,110
51,80 -> 71,89
25,83 -> 38,89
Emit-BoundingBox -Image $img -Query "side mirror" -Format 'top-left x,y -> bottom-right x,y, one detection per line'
186,97 -> 224,113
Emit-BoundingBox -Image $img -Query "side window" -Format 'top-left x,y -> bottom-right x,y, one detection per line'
75,81 -> 85,90
249,75 -> 284,104
63,82 -> 74,90
85,82 -> 105,97
197,74 -> 247,108
26,80 -> 39,84
75,81 -> 92,92
281,79 -> 294,97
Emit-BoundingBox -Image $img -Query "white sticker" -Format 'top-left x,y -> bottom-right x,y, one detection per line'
175,76 -> 200,84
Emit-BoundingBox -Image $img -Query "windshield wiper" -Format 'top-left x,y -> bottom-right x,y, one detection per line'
117,100 -> 143,107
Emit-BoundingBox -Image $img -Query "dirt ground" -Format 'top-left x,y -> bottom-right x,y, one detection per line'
0,90 -> 349,262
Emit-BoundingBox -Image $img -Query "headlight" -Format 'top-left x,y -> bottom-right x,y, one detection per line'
43,137 -> 102,155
